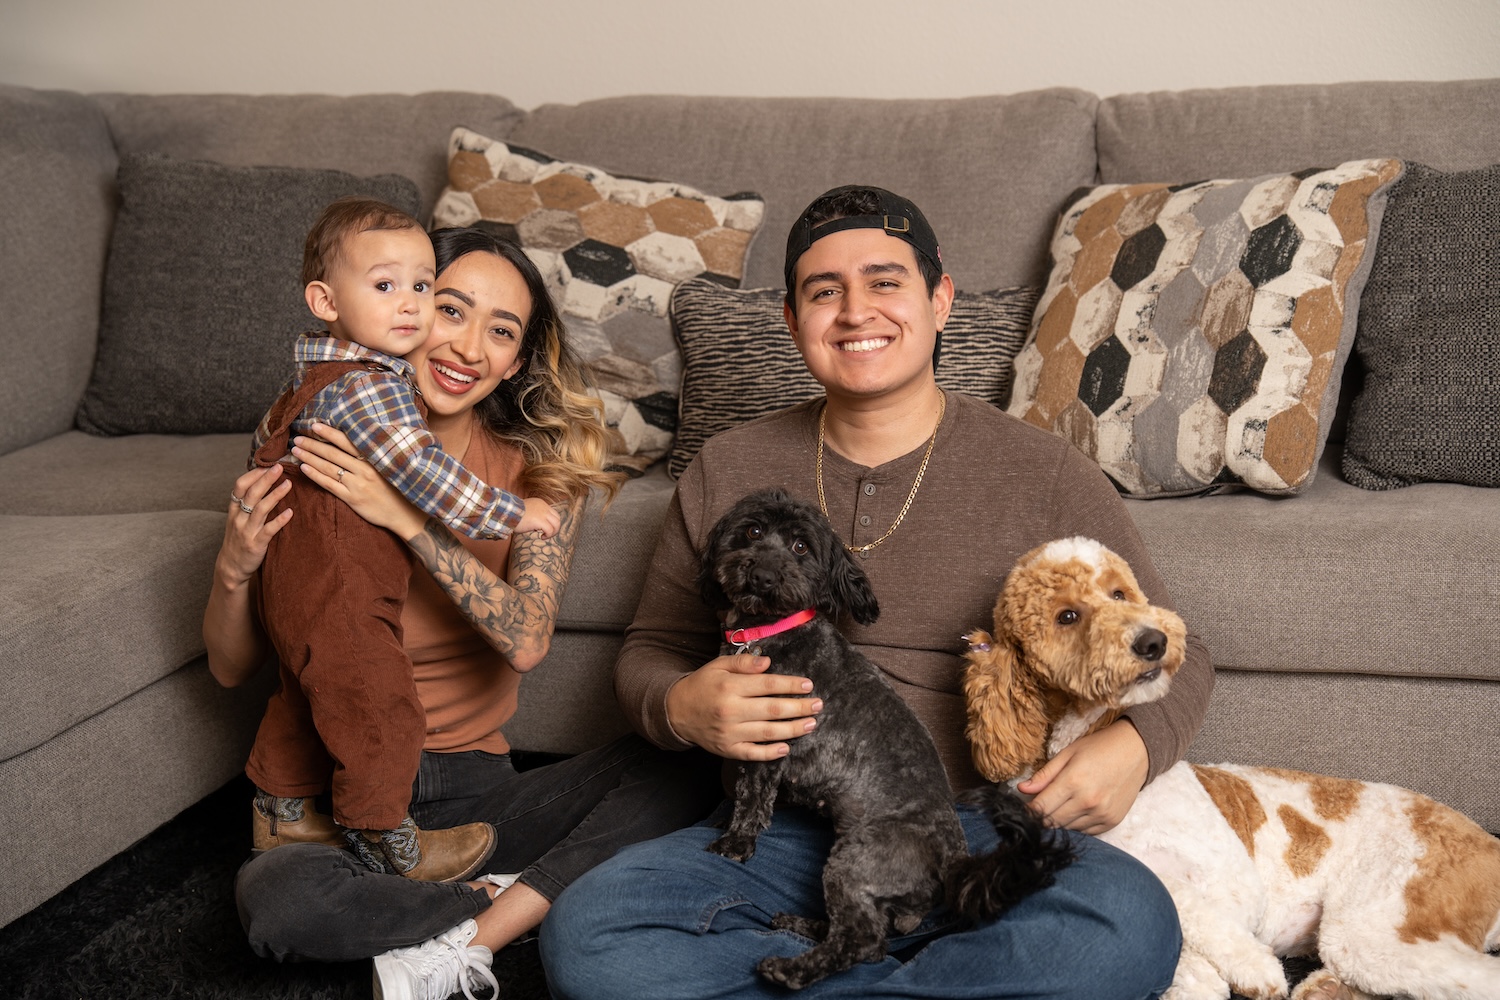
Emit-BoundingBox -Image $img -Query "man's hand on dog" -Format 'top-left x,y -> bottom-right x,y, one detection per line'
665,653 -> 822,760
1017,720 -> 1150,835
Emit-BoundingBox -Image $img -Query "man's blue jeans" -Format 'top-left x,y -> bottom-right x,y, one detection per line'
541,802 -> 1180,999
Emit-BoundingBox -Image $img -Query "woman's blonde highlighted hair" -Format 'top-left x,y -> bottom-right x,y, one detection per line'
430,227 -> 623,506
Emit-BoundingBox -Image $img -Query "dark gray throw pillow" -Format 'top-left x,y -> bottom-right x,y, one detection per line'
76,154 -> 421,435
667,277 -> 1039,478
1343,162 -> 1500,489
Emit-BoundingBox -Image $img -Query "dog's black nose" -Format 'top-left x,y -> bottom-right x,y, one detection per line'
1132,629 -> 1167,662
751,566 -> 779,593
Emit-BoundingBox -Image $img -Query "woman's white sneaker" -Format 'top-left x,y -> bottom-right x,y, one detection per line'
372,918 -> 498,1000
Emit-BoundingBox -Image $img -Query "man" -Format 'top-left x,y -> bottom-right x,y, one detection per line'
541,185 -> 1212,998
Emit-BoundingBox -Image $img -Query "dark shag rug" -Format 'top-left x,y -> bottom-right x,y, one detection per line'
0,770 -> 1326,1000
0,773 -> 550,1000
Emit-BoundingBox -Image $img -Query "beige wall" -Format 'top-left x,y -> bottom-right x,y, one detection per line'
3,0 -> 1498,106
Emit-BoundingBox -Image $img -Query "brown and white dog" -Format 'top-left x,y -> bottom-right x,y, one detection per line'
962,536 -> 1500,1000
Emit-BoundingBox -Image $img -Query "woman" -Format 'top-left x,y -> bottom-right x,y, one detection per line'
205,227 -> 717,998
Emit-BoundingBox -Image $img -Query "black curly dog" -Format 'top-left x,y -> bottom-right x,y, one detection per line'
699,488 -> 1075,990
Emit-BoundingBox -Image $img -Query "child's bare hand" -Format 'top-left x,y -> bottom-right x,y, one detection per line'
517,497 -> 561,539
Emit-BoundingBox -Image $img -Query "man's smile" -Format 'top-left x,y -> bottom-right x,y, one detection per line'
837,337 -> 892,353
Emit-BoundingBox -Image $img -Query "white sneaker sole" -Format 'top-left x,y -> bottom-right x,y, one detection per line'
372,952 -> 413,1000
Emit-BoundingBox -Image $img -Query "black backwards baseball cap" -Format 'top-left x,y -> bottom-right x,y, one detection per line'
783,185 -> 943,295
783,185 -> 948,368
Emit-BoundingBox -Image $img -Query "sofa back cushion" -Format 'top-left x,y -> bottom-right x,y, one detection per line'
0,86 -> 118,456
506,90 -> 1101,293
1096,79 -> 1500,182
93,92 -> 527,214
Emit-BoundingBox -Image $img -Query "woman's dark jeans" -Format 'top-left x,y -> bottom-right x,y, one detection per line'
235,735 -> 719,962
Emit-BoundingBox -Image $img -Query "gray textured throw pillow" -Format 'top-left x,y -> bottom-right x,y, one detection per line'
76,154 -> 421,435
1343,162 -> 1500,489
667,278 -> 1039,478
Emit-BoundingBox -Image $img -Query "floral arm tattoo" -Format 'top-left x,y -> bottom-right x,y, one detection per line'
406,495 -> 584,666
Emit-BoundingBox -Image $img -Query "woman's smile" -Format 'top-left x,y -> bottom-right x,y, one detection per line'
429,359 -> 480,392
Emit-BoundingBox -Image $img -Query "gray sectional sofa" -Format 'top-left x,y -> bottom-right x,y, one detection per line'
2,77 -> 1497,929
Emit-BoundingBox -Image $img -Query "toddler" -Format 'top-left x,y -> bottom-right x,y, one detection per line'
243,197 -> 556,882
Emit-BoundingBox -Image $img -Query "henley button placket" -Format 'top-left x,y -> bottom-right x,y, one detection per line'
853,482 -> 879,556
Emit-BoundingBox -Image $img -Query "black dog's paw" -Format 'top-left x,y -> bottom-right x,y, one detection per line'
706,832 -> 757,862
758,954 -> 816,991
770,912 -> 827,941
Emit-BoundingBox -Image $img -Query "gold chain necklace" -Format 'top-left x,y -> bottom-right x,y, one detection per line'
816,393 -> 946,555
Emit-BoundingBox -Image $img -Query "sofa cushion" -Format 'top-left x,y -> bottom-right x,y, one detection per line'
0,431 -> 248,516
0,86 -> 118,456
94,91 -> 525,215
1342,162 -> 1500,489
556,450 -> 1500,758
1126,451 -> 1500,685
506,90 -> 1100,292
557,465 -> 678,631
0,511 -> 226,761
75,153 -> 421,436
0,656 -> 274,928
1185,669 -> 1500,834
1008,159 -> 1403,497
506,631 -> 631,755
431,127 -> 768,474
666,278 -> 1039,478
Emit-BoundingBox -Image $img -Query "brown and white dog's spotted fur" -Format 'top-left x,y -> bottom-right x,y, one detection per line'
962,537 -> 1500,1000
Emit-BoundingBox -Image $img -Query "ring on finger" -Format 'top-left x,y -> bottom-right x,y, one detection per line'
230,493 -> 255,515
336,468 -> 345,483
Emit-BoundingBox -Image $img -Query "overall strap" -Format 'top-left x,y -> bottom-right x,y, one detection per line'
253,360 -> 376,468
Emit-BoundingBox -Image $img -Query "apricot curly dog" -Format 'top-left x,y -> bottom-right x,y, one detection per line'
963,536 -> 1500,1000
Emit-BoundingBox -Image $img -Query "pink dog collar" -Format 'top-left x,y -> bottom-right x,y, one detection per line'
725,609 -> 817,649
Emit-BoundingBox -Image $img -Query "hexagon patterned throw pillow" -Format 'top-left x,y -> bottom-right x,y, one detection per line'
1008,158 -> 1403,497
432,126 -> 765,474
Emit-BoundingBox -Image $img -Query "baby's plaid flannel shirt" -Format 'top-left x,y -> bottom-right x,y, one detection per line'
251,334 -> 523,539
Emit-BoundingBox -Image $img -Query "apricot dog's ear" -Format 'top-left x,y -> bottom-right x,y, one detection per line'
962,631 -> 1051,783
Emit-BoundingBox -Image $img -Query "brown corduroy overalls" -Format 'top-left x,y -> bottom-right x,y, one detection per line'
243,361 -> 425,831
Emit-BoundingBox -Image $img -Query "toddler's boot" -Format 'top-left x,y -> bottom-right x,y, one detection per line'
251,790 -> 346,852
351,815 -> 497,883
252,791 -> 345,851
